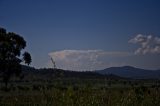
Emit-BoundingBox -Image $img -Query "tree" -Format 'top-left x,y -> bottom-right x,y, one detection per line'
23,52 -> 32,65
0,27 -> 31,88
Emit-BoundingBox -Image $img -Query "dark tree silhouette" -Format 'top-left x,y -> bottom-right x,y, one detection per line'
23,52 -> 32,65
0,27 -> 31,88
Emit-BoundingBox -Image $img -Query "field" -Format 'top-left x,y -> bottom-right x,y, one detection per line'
0,78 -> 160,106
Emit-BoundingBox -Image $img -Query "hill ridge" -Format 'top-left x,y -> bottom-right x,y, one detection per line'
95,66 -> 160,79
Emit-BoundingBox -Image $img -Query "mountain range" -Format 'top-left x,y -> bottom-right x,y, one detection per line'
21,65 -> 160,80
95,66 -> 160,79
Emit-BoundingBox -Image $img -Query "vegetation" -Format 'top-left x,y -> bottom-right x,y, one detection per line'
0,78 -> 160,106
0,27 -> 31,88
0,67 -> 159,106
0,27 -> 160,105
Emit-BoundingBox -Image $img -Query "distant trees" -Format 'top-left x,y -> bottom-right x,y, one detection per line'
0,27 -> 31,88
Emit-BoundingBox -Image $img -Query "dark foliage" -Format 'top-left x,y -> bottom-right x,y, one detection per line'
0,27 -> 31,88
23,52 -> 32,65
21,65 -> 125,81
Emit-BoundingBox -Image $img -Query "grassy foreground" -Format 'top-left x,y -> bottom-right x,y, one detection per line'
0,79 -> 160,106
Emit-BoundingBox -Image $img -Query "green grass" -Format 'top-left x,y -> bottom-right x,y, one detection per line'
0,79 -> 160,106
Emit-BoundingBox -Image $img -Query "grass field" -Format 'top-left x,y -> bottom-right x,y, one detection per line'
0,79 -> 160,106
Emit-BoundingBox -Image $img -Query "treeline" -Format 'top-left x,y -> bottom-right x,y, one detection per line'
21,65 -> 125,81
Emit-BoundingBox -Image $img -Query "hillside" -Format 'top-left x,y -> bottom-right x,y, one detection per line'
21,65 -> 125,81
95,66 -> 160,79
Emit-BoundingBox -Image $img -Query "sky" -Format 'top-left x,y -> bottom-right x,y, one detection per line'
0,0 -> 160,71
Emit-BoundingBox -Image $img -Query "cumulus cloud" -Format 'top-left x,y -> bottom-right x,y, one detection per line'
129,34 -> 160,54
48,50 -> 131,71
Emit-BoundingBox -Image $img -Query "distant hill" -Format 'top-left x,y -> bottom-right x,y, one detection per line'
95,66 -> 160,79
21,65 -> 125,81
21,65 -> 160,80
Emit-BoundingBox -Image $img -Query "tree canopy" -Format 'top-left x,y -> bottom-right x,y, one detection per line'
0,27 -> 31,87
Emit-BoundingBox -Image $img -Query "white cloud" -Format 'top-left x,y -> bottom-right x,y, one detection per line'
48,50 -> 131,71
129,34 -> 160,54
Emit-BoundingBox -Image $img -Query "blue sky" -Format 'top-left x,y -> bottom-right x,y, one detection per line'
1,0 -> 160,70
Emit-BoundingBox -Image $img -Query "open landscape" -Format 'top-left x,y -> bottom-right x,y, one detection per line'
0,66 -> 160,105
1,0 -> 160,105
